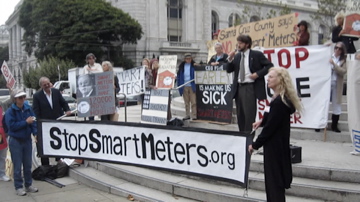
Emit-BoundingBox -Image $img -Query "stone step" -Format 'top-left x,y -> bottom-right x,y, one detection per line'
69,166 -> 198,202
249,171 -> 360,202
77,161 -> 322,202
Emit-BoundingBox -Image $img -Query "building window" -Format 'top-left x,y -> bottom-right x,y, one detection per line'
167,0 -> 183,42
318,25 -> 326,44
228,13 -> 240,27
211,11 -> 219,38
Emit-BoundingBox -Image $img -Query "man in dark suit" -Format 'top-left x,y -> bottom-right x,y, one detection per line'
33,77 -> 71,165
227,34 -> 273,132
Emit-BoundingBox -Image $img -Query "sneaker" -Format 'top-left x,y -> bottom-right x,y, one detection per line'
16,188 -> 26,196
25,186 -> 38,193
182,116 -> 190,120
350,151 -> 360,156
0,175 -> 10,181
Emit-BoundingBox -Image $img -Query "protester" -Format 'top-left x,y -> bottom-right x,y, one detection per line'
77,74 -> 96,98
0,106 -> 10,182
138,58 -> 156,106
294,20 -> 310,46
249,67 -> 302,202
208,42 -> 229,65
83,53 -> 103,74
5,89 -> 38,196
227,34 -> 273,132
150,58 -> 159,86
332,12 -> 358,54
330,42 -> 347,133
83,53 -> 102,120
100,61 -> 120,121
32,77 -> 71,165
177,53 -> 197,120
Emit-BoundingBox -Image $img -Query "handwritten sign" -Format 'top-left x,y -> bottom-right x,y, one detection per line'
116,66 -> 145,96
195,65 -> 233,123
343,13 -> 360,38
218,13 -> 298,53
157,55 -> 177,89
1,61 -> 16,89
77,71 -> 115,117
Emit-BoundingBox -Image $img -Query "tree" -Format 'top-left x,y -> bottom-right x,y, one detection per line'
19,0 -> 143,67
22,56 -> 75,89
311,0 -> 347,33
0,46 -> 9,62
238,0 -> 291,23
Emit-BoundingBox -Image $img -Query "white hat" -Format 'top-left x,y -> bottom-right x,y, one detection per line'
14,91 -> 26,98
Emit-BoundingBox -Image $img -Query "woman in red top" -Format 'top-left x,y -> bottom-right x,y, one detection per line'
0,105 -> 10,182
294,20 -> 310,46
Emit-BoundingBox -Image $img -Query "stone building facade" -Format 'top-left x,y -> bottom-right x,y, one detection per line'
6,0 -> 355,89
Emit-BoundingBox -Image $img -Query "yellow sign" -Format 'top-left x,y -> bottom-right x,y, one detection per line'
218,13 -> 298,53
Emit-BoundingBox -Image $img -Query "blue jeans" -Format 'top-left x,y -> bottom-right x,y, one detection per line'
0,147 -> 7,177
8,137 -> 33,190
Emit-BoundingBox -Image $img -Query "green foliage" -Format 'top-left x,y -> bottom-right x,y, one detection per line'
22,56 -> 75,89
0,46 -> 9,62
238,0 -> 291,22
311,0 -> 346,32
19,0 -> 142,66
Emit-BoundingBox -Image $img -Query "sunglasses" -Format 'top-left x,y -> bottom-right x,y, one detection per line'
334,46 -> 342,50
17,96 -> 26,99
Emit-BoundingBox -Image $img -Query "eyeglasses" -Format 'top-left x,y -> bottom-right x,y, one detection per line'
17,96 -> 26,99
334,46 -> 342,50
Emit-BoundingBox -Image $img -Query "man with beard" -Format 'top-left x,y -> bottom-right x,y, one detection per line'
227,34 -> 273,132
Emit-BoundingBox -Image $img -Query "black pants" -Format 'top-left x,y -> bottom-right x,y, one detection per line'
235,83 -> 256,132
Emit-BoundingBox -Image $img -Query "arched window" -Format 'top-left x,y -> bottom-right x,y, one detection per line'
318,25 -> 326,44
167,0 -> 183,42
228,13 -> 240,27
211,11 -> 219,38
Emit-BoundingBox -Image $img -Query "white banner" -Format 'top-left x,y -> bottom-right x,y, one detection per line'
347,55 -> 360,154
38,120 -> 252,186
1,61 -> 16,89
256,45 -> 332,128
116,66 -> 145,96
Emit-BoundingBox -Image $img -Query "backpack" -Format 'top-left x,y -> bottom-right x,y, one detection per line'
32,165 -> 58,180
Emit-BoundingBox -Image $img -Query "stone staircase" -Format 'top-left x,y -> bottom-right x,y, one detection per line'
66,96 -> 360,202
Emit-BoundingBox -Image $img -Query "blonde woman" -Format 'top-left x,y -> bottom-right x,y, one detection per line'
249,67 -> 302,202
101,61 -> 120,121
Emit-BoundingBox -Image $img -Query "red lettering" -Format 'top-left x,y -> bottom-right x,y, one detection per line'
222,41 -> 233,54
295,47 -> 309,68
290,112 -> 303,124
278,49 -> 291,68
257,99 -> 269,110
263,49 -> 275,62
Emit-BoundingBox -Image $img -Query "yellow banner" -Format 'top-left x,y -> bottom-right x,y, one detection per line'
218,13 -> 298,53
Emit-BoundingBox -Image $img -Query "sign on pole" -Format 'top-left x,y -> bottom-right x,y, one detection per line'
156,55 -> 177,89
195,65 -> 233,123
1,61 -> 16,89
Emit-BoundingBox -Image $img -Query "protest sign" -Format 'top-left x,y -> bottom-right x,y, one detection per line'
256,45 -> 332,129
343,13 -> 360,38
141,89 -> 170,125
1,61 -> 16,89
218,13 -> 298,53
37,120 -> 253,186
195,65 -> 233,123
157,55 -> 177,88
116,66 -> 145,95
77,71 -> 115,117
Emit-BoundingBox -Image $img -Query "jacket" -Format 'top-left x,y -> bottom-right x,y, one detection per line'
33,88 -> 70,120
5,102 -> 37,140
177,60 -> 196,96
207,53 -> 229,65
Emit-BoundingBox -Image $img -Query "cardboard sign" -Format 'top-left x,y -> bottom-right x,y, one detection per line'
218,13 -> 298,53
157,55 -> 177,89
1,61 -> 16,89
195,65 -> 233,123
77,71 -> 115,117
141,89 -> 170,125
343,13 -> 360,38
37,120 -> 253,187
116,66 -> 145,96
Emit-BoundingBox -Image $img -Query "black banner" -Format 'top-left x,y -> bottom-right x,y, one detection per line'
195,65 -> 233,123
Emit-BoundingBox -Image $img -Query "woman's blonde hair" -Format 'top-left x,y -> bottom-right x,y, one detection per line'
102,61 -> 113,72
142,58 -> 150,66
270,67 -> 302,113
